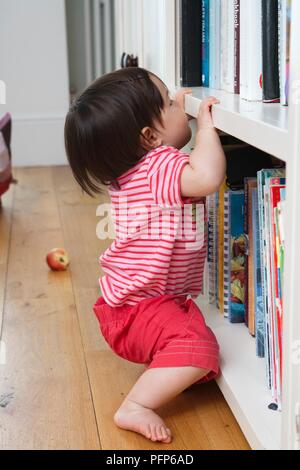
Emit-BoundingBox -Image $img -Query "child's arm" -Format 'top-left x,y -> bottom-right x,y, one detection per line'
181,97 -> 226,197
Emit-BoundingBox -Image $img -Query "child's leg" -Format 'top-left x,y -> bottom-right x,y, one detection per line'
114,366 -> 209,443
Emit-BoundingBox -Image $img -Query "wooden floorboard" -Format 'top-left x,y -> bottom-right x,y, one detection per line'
0,166 -> 250,450
0,189 -> 15,335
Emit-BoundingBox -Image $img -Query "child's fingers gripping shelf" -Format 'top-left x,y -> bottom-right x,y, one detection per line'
181,96 -> 226,200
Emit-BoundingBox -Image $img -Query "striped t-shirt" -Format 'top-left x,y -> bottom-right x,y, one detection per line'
99,145 -> 207,307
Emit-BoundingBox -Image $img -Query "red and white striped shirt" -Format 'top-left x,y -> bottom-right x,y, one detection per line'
99,145 -> 207,307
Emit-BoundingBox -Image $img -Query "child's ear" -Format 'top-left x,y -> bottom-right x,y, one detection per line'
140,126 -> 162,151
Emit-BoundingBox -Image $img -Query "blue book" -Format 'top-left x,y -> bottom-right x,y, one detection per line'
202,0 -> 210,87
252,188 -> 264,357
227,190 -> 246,323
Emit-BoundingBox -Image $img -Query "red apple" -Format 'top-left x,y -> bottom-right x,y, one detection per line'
46,248 -> 70,271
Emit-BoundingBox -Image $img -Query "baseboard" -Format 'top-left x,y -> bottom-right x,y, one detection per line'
11,114 -> 68,167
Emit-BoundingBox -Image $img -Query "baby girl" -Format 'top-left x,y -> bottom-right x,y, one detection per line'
65,67 -> 226,444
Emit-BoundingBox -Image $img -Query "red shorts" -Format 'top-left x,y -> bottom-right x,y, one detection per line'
93,294 -> 220,384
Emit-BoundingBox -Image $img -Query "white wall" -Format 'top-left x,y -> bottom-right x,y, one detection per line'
0,0 -> 70,166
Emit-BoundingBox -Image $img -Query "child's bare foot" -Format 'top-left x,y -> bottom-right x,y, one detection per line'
114,399 -> 172,443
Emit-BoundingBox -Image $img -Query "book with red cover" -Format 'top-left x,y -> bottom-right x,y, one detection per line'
269,179 -> 285,407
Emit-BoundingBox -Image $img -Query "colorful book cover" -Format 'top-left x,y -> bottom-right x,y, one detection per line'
252,187 -> 265,357
243,177 -> 257,327
247,180 -> 258,336
278,188 -> 286,298
217,180 -> 229,312
257,168 -> 286,390
263,176 -> 285,402
227,190 -> 246,323
223,191 -> 231,318
202,0 -> 210,87
207,192 -> 219,304
269,179 -> 286,407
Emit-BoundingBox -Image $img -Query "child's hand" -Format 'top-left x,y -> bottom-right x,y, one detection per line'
173,88 -> 194,121
197,96 -> 220,130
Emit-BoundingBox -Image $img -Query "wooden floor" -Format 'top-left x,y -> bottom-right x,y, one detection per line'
0,167 -> 250,450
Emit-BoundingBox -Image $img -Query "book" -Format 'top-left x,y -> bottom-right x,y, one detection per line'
262,0 -> 280,103
234,0 -> 240,94
221,0 -> 235,93
202,0 -> 210,87
257,168 -> 285,390
244,178 -> 257,335
269,178 -> 285,408
180,0 -> 203,86
207,192 -> 219,304
252,187 -> 265,357
278,0 -> 292,106
225,190 -> 246,323
209,0 -> 221,89
223,191 -> 231,318
217,179 -> 229,311
240,0 -> 262,102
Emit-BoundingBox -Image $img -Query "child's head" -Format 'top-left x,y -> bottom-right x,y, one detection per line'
64,67 -> 191,196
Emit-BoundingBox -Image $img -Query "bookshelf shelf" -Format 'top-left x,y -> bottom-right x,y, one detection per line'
185,87 -> 289,162
195,295 -> 281,450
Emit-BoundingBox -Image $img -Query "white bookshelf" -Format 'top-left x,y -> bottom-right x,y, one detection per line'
185,88 -> 289,162
188,2 -> 300,451
115,0 -> 300,450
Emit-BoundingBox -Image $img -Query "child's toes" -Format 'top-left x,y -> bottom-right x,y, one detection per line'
160,425 -> 169,441
144,424 -> 152,440
150,424 -> 158,441
155,425 -> 164,441
165,428 -> 172,442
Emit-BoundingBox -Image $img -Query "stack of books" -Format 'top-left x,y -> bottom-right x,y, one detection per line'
207,138 -> 286,408
178,0 -> 291,105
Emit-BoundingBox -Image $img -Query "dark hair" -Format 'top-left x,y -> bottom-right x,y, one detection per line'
64,67 -> 166,197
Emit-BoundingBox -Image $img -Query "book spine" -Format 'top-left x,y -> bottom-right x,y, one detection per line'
217,180 -> 227,311
221,0 -> 228,91
181,0 -> 202,87
253,187 -> 265,357
214,0 -> 222,90
248,183 -> 257,336
234,0 -> 240,94
262,0 -> 280,103
223,191 -> 231,318
209,0 -> 215,88
207,193 -> 218,304
202,0 -> 210,87
176,0 -> 183,87
244,179 -> 250,326
228,191 -> 245,324
248,0 -> 263,101
279,0 -> 291,106
239,0 -> 248,99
